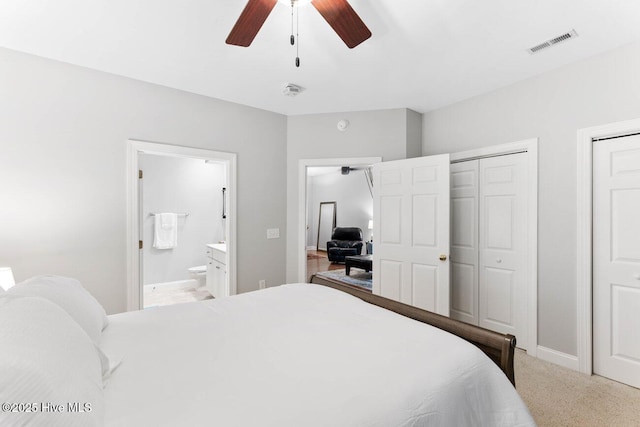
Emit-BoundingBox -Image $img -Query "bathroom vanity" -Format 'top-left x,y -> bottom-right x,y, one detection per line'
206,243 -> 227,298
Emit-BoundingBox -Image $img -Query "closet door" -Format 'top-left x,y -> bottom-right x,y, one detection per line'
478,153 -> 527,346
593,134 -> 640,389
450,161 -> 479,325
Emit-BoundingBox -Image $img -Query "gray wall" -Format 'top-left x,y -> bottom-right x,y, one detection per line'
286,108 -> 421,282
0,47 -> 287,314
140,154 -> 225,285
307,170 -> 373,248
406,109 -> 423,159
422,41 -> 640,356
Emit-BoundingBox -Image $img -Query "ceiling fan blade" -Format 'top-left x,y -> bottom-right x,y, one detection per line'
226,0 -> 278,47
311,0 -> 371,48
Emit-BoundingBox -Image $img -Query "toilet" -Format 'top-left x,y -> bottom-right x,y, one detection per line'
188,265 -> 207,289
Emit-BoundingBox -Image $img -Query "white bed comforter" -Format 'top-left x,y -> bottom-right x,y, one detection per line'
101,284 -> 535,426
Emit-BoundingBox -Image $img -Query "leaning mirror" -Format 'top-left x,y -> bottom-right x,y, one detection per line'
317,201 -> 337,251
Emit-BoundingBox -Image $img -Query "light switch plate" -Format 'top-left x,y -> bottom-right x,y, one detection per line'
266,228 -> 280,239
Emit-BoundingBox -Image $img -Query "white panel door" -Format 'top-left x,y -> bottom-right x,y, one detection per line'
478,153 -> 527,345
373,154 -> 450,315
593,134 -> 640,388
450,160 -> 479,325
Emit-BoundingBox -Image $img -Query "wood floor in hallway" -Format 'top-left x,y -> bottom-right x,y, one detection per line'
306,249 -> 343,282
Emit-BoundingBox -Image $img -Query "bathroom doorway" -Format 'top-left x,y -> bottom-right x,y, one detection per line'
140,154 -> 223,308
126,140 -> 237,311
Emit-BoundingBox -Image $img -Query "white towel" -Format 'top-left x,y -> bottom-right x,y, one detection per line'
153,213 -> 178,249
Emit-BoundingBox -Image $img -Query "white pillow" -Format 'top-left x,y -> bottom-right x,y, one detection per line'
0,295 -> 104,426
8,275 -> 108,344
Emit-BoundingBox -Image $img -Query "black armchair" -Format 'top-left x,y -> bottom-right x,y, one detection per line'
326,227 -> 364,262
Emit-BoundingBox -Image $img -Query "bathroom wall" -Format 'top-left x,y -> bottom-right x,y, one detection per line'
140,154 -> 225,285
306,169 -> 373,249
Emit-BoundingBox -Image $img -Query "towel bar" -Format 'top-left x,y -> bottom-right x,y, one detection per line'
148,213 -> 190,217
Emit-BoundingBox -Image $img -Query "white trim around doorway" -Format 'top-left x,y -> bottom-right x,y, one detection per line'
450,138 -> 539,357
297,157 -> 382,283
126,139 -> 237,311
576,117 -> 640,375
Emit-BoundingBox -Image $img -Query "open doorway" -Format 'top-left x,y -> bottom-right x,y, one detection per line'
299,157 -> 381,287
139,154 -> 224,308
127,140 -> 237,311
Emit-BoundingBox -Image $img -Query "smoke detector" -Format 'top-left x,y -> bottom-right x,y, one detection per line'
337,119 -> 349,131
283,83 -> 304,97
527,29 -> 579,54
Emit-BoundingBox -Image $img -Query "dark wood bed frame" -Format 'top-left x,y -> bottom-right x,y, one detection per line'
310,275 -> 517,386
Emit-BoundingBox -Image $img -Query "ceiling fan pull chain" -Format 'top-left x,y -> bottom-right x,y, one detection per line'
290,3 -> 295,45
295,4 -> 300,67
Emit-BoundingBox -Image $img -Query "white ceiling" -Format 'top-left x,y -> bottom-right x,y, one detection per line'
1,0 -> 639,116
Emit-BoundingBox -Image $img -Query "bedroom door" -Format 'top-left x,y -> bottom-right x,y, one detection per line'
593,134 -> 640,389
372,154 -> 450,315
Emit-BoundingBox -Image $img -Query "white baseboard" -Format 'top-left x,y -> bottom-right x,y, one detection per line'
144,279 -> 198,293
536,345 -> 579,371
306,246 -> 316,250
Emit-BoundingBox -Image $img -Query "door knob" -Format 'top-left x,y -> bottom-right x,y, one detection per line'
496,258 -> 502,263
439,254 -> 447,261
634,274 -> 640,280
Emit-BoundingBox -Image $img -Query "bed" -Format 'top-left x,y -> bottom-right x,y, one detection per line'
0,275 -> 535,426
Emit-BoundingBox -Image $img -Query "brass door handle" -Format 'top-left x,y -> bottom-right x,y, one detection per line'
439,254 -> 447,261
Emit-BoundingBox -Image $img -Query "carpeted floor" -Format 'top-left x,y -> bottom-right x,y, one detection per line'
515,349 -> 640,426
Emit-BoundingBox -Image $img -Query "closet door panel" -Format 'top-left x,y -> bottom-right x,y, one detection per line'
450,161 -> 479,325
478,154 -> 527,345
484,267 -> 515,326
451,262 -> 475,320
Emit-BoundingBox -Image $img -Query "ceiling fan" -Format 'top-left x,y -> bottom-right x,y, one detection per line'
226,0 -> 371,49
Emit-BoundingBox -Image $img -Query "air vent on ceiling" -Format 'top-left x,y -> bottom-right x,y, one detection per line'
527,29 -> 578,54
